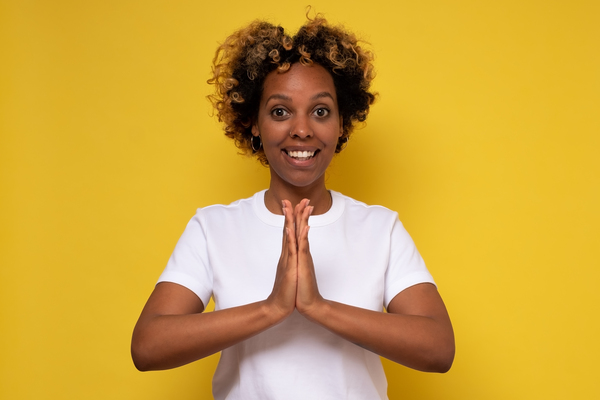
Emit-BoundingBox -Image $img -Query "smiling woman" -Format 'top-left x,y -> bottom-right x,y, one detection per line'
207,15 -> 376,165
253,63 -> 343,214
131,13 -> 454,400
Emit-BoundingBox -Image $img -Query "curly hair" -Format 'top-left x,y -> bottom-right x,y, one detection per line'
207,14 -> 377,165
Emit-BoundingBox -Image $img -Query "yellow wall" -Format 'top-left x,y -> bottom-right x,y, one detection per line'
1,1 -> 598,399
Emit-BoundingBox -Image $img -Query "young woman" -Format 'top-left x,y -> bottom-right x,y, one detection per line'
132,15 -> 454,399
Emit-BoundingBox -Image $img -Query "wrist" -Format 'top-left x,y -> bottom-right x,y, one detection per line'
298,296 -> 329,323
262,297 -> 292,325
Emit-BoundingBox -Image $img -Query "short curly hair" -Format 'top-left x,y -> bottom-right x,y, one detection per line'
207,14 -> 377,165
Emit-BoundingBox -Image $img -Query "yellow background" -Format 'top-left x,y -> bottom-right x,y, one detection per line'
1,0 -> 598,399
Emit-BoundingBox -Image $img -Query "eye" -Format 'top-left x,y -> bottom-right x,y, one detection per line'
271,108 -> 289,118
313,107 -> 330,118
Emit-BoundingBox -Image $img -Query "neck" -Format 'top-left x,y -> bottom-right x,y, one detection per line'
264,177 -> 332,216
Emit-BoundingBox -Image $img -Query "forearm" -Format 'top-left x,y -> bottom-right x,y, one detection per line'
132,203 -> 301,372
304,300 -> 455,373
132,300 -> 283,371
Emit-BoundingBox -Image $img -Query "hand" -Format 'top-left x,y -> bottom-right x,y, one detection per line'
265,199 -> 298,320
293,200 -> 324,317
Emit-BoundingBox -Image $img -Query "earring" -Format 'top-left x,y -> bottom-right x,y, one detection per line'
339,137 -> 349,151
251,135 -> 262,152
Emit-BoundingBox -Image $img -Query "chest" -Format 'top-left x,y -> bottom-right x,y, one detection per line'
206,221 -> 390,312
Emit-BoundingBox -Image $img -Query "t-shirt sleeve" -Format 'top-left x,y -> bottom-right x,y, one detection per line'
383,216 -> 436,308
157,211 -> 213,307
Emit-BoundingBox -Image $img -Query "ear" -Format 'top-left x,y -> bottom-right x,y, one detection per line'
338,116 -> 344,137
251,121 -> 259,137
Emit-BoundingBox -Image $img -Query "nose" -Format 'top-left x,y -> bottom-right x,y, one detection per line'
289,115 -> 313,138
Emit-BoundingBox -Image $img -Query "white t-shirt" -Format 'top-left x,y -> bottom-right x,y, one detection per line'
158,190 -> 435,400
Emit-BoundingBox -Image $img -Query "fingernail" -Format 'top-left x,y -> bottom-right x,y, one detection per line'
309,206 -> 314,215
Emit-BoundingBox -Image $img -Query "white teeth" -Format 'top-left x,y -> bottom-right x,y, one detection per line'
287,150 -> 315,160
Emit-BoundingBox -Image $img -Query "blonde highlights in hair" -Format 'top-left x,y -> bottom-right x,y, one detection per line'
207,14 -> 377,165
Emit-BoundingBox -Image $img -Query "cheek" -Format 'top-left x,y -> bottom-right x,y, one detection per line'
258,117 -> 287,137
261,133 -> 285,160
322,120 -> 343,144
261,130 -> 285,148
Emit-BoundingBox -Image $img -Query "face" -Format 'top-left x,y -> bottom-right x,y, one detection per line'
252,63 -> 343,191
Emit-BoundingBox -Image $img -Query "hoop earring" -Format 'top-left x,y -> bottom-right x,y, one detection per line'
339,137 -> 348,151
251,135 -> 262,152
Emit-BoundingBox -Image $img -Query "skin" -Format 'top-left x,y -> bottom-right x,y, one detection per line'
131,63 -> 455,373
252,63 -> 343,215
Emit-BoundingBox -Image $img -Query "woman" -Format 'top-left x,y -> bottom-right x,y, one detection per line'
132,15 -> 454,399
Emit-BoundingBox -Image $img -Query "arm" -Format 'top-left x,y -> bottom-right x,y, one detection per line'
292,201 -> 455,373
131,205 -> 299,371
131,283 -> 281,371
300,283 -> 455,373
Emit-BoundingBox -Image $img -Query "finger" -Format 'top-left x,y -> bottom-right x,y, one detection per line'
295,199 -> 310,241
298,203 -> 313,242
283,200 -> 298,250
297,221 -> 311,278
279,225 -> 288,265
286,226 -> 297,257
279,200 -> 293,263
284,200 -> 296,232
281,200 -> 287,245
298,223 -> 312,256
286,226 -> 298,288
296,223 -> 322,316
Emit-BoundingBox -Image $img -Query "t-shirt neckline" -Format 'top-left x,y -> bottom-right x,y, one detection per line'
253,189 -> 345,227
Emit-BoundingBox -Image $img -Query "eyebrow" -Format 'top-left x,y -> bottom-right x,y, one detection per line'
311,92 -> 335,101
265,94 -> 292,103
264,91 -> 335,104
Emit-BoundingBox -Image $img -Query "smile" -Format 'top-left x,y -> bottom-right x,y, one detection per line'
285,150 -> 316,161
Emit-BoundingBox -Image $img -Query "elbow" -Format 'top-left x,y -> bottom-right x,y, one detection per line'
393,340 -> 455,373
417,350 -> 454,373
428,320 -> 455,373
132,355 -> 150,372
409,334 -> 454,373
429,341 -> 455,373
131,342 -> 151,372
432,352 -> 454,373
131,333 -> 156,372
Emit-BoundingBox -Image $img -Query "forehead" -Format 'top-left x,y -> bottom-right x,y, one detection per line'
261,63 -> 337,101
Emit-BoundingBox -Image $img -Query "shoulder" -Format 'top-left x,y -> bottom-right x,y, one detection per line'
193,191 -> 262,222
332,191 -> 399,222
175,192 -> 264,239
